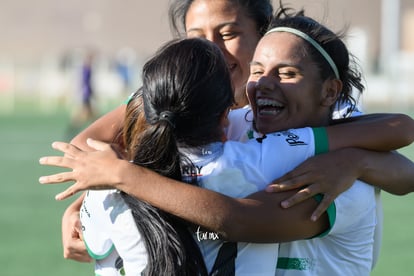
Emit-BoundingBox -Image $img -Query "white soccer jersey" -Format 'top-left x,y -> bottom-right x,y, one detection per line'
275,180 -> 376,275
182,127 -> 328,275
332,99 -> 363,119
80,104 -> 377,275
81,126 -> 324,276
80,190 -> 148,276
226,108 -> 377,275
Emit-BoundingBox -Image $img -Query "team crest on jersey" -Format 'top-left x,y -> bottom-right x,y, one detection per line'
272,130 -> 308,147
247,129 -> 307,147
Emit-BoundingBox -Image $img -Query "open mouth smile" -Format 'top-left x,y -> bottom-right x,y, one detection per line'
256,98 -> 285,116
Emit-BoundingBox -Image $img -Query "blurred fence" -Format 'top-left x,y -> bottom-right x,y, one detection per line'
362,52 -> 414,110
1,55 -> 413,115
0,50 -> 143,115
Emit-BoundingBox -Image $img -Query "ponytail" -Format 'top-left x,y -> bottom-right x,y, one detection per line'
121,93 -> 207,275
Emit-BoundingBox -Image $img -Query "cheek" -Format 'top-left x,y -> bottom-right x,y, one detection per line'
246,81 -> 256,104
227,39 -> 255,68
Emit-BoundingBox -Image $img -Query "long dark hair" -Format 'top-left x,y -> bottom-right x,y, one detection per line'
121,38 -> 234,275
269,2 -> 365,117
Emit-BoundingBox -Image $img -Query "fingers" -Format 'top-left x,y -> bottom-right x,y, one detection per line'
71,225 -> 82,239
39,170 -> 81,200
39,141 -> 82,168
55,185 -> 80,201
62,209 -> 91,262
63,239 -> 92,262
310,194 -> 334,222
64,249 -> 93,263
39,171 -> 75,184
266,180 -> 305,192
266,172 -> 309,192
86,138 -> 111,151
39,156 -> 75,169
279,186 -> 334,222
279,186 -> 316,208
51,141 -> 82,158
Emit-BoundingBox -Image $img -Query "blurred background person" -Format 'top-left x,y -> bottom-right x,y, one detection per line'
66,50 -> 98,138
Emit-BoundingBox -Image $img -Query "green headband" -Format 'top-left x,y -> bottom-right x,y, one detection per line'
265,27 -> 340,79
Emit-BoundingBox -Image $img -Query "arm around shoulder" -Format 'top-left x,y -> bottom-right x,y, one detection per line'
114,160 -> 330,243
326,113 -> 414,151
357,149 -> 414,195
70,105 -> 126,151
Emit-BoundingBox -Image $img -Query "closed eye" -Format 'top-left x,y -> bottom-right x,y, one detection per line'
221,32 -> 238,40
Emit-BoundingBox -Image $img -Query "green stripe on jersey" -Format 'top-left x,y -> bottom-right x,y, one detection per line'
312,127 -> 329,155
277,257 -> 314,270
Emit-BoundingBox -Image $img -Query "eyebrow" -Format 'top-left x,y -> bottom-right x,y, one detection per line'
186,22 -> 240,33
250,60 -> 304,70
249,61 -> 263,67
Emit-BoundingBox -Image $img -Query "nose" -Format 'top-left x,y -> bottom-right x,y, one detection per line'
255,75 -> 275,92
205,32 -> 219,44
205,33 -> 227,53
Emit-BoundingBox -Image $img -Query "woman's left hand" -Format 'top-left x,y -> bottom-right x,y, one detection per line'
39,139 -> 123,200
266,148 -> 361,221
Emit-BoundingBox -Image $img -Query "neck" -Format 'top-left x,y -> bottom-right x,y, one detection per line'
233,88 -> 248,109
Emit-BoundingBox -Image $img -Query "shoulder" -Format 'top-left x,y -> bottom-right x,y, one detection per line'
226,107 -> 253,141
332,100 -> 364,119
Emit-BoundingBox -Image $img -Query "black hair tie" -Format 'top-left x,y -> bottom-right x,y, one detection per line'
159,111 -> 176,128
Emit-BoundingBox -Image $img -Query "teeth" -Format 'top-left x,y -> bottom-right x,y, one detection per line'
256,98 -> 284,107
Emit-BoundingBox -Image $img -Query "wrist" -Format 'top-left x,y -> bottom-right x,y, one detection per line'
342,148 -> 369,178
331,147 -> 366,179
112,158 -> 142,192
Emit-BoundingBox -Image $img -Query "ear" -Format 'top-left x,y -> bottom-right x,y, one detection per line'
321,79 -> 343,107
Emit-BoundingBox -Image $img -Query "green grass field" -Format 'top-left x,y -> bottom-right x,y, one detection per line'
1,104 -> 413,275
0,109 -> 93,275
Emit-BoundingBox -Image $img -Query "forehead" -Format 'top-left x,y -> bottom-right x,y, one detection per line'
186,0 -> 248,28
253,32 -> 307,64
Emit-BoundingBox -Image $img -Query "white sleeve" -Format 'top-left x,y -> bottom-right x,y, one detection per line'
107,192 -> 148,276
80,190 -> 115,259
221,127 -> 318,193
81,190 -> 148,275
258,127 -> 317,181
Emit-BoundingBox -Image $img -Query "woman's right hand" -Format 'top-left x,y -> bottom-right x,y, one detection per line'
61,195 -> 92,262
265,148 -> 360,221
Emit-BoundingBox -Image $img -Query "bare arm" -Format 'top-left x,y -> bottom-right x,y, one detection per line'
61,194 -> 91,262
267,148 -> 414,220
265,113 -> 414,220
41,112 -> 414,242
326,113 -> 414,151
70,104 -> 126,150
41,140 -> 327,242
359,150 -> 414,194
61,104 -> 126,261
